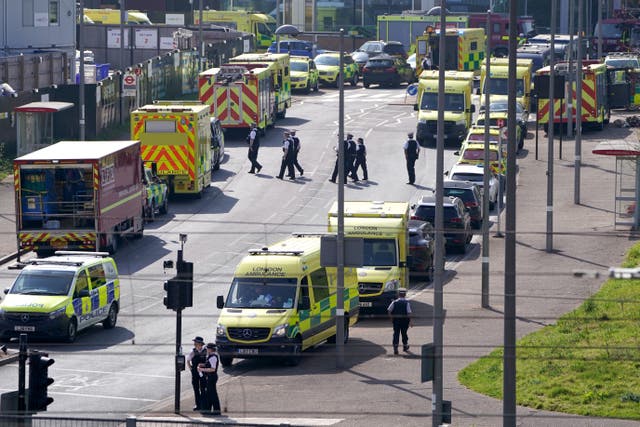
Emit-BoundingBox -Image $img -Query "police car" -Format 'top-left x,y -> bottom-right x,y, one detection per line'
0,251 -> 120,343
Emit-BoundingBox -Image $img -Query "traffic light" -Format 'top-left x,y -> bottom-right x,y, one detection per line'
163,278 -> 180,310
177,260 -> 193,309
28,352 -> 54,412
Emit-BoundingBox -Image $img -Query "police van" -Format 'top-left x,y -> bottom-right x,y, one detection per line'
215,234 -> 359,367
0,251 -> 120,343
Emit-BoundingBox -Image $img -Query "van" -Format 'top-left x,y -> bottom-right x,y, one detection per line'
215,234 -> 359,367
0,251 -> 120,343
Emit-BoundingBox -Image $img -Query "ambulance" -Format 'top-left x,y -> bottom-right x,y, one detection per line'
83,8 -> 152,25
195,10 -> 276,51
480,57 -> 533,112
415,27 -> 486,76
199,64 -> 277,133
226,53 -> 292,120
0,251 -> 119,343
328,201 -> 410,314
215,234 -> 359,367
535,61 -> 610,133
131,101 -> 212,197
414,70 -> 476,146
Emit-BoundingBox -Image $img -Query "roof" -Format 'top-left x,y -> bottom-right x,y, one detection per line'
417,195 -> 458,206
329,201 -> 409,218
592,140 -> 640,157
15,140 -> 139,162
14,102 -> 74,113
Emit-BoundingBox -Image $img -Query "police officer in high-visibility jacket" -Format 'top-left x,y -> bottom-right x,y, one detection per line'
187,336 -> 207,410
197,343 -> 221,415
387,288 -> 412,355
403,132 -> 420,185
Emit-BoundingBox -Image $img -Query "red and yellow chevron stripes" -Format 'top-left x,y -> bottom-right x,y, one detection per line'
536,77 -> 599,124
199,76 -> 214,110
13,165 -> 19,192
135,114 -> 196,180
212,78 -> 261,129
18,232 -> 97,250
93,166 -> 99,190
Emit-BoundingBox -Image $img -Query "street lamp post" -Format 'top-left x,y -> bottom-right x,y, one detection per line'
274,25 -> 347,369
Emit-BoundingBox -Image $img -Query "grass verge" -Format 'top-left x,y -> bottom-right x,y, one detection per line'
458,244 -> 640,420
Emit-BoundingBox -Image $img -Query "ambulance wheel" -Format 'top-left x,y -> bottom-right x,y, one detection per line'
220,356 -> 233,367
363,82 -> 370,88
103,304 -> 118,329
285,336 -> 302,366
327,319 -> 349,344
350,73 -> 359,87
304,81 -> 311,93
159,197 -> 168,215
65,319 -> 77,343
313,79 -> 319,92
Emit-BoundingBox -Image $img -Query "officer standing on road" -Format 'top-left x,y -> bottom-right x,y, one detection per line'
346,133 -> 358,182
247,123 -> 262,174
277,130 -> 295,180
387,288 -> 412,355
329,135 -> 350,183
353,137 -> 368,181
290,130 -> 304,176
403,132 -> 420,185
197,342 -> 221,415
186,336 -> 207,411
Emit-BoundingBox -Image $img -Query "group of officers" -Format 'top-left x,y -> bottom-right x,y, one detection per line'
187,336 -> 221,415
246,124 -> 304,179
329,133 -> 368,183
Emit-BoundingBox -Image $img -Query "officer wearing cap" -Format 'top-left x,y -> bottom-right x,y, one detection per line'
329,133 -> 353,183
187,336 -> 207,410
387,288 -> 412,355
198,343 -> 221,415
403,131 -> 420,185
247,123 -> 262,174
277,130 -> 296,180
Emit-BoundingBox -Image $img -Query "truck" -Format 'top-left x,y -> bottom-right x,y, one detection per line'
215,233 -> 359,366
415,27 -> 486,75
226,53 -> 292,120
194,10 -> 276,51
327,201 -> 410,314
414,70 -> 476,146
535,61 -> 610,133
14,140 -> 145,256
480,57 -> 533,112
131,101 -> 213,197
592,8 -> 640,56
377,11 -> 535,57
199,64 -> 277,133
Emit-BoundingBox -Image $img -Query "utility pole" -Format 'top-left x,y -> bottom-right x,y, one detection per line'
574,0 -> 583,204
336,28 -> 346,369
79,0 -> 86,141
566,0 -> 574,139
481,8 -> 492,309
119,0 -> 126,125
546,0 -> 557,253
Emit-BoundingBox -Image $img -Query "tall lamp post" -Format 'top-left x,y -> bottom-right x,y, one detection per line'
275,25 -> 347,369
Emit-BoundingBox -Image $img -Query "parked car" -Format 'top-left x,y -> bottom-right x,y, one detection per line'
454,142 -> 508,176
351,40 -> 408,71
474,109 -> 524,152
411,195 -> 472,254
440,180 -> 483,229
446,163 -> 500,210
407,219 -> 435,280
362,54 -> 415,88
478,99 -> 529,147
267,39 -> 316,58
290,55 -> 319,93
314,52 -> 359,87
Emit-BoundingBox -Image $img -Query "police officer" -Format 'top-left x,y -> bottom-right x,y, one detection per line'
346,133 -> 358,182
387,288 -> 412,355
403,132 -> 420,185
277,130 -> 295,180
329,134 -> 351,183
290,130 -> 304,176
186,336 -> 207,410
353,137 -> 368,181
197,343 -> 221,415
247,123 -> 262,174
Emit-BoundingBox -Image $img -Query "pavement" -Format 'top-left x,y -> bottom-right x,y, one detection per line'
1,120 -> 640,426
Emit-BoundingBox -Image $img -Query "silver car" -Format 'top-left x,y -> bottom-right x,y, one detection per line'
446,163 -> 500,210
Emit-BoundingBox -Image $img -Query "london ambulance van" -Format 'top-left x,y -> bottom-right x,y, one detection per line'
0,251 -> 120,343
215,234 -> 359,367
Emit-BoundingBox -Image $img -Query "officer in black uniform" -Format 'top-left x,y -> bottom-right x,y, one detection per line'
290,130 -> 304,176
276,130 -> 296,180
329,135 -> 350,183
387,288 -> 412,355
186,336 -> 207,410
346,133 -> 358,181
197,342 -> 221,415
247,123 -> 262,174
353,137 -> 368,181
403,132 -> 420,185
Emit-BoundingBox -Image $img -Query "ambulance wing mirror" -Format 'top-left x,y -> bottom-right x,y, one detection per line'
3,287 -> 9,294
469,104 -> 476,113
78,289 -> 90,298
298,296 -> 310,310
454,150 -> 460,156
413,103 -> 419,111
216,295 -> 225,309
401,255 -> 412,268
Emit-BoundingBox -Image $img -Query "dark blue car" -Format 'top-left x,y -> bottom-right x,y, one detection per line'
267,39 -> 316,58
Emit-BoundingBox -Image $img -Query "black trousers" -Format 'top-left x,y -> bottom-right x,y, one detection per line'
406,157 -> 417,184
278,155 -> 295,178
331,158 -> 351,181
248,147 -> 262,172
191,373 -> 206,409
204,373 -> 221,414
353,157 -> 368,180
392,320 -> 410,349
292,152 -> 303,174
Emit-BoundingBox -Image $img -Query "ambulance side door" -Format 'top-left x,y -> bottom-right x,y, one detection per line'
308,268 -> 333,345
72,269 -> 92,330
87,263 -> 108,325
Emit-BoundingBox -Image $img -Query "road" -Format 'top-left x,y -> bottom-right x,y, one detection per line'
0,84 -> 638,426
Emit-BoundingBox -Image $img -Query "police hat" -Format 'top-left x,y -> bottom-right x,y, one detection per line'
407,132 -> 414,138
206,342 -> 217,350
398,288 -> 407,295
347,133 -> 354,138
192,336 -> 204,344
290,129 -> 297,134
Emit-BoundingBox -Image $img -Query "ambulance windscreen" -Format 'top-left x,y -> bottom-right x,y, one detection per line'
226,278 -> 297,309
10,270 -> 75,296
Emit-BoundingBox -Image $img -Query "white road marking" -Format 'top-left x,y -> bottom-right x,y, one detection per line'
140,416 -> 343,426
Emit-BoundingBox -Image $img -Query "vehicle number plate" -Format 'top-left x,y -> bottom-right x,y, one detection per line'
51,240 -> 67,249
14,326 -> 35,332
238,348 -> 258,355
359,301 -> 372,307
